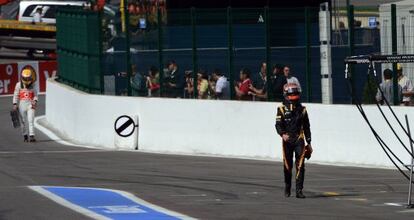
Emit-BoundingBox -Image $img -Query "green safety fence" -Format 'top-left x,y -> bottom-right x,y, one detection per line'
122,7 -> 320,101
54,4 -> 384,103
56,7 -> 103,94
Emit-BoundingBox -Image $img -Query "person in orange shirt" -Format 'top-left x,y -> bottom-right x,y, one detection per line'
12,67 -> 38,142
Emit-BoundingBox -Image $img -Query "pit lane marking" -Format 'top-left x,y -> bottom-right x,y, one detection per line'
29,186 -> 197,220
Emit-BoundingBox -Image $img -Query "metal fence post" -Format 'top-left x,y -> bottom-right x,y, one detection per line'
191,7 -> 198,98
157,7 -> 164,97
98,11 -> 104,94
391,4 -> 399,106
123,0 -> 132,96
305,7 -> 312,102
227,7 -> 234,100
347,3 -> 355,103
264,7 -> 272,101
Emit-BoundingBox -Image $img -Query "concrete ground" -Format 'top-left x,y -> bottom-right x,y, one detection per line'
0,96 -> 413,220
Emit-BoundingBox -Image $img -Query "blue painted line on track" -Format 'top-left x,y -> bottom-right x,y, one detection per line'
30,186 -> 195,220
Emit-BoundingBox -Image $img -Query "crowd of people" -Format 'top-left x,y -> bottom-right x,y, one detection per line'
124,60 -> 414,106
126,60 -> 303,102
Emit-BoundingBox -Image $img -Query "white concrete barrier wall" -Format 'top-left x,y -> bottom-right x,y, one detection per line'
46,79 -> 413,168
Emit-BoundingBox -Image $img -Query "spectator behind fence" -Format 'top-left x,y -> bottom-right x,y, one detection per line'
397,64 -> 414,106
212,69 -> 230,100
269,64 -> 287,102
130,64 -> 147,96
164,60 -> 185,98
115,71 -> 128,96
208,74 -> 216,99
284,66 -> 302,92
376,69 -> 402,105
146,66 -> 160,97
184,71 -> 194,98
235,68 -> 253,101
250,62 -> 268,101
197,69 -> 209,99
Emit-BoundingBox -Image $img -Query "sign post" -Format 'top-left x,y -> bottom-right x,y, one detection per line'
319,2 -> 333,104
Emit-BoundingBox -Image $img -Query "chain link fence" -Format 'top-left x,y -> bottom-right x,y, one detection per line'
104,6 -> 323,101
56,3 -> 398,104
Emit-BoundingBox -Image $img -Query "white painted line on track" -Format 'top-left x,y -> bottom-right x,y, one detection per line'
28,186 -> 111,220
334,198 -> 368,202
245,192 -> 266,195
195,199 -> 222,202
0,150 -> 108,154
109,188 -> 197,220
384,202 -> 405,207
170,194 -> 207,197
309,183 -> 409,188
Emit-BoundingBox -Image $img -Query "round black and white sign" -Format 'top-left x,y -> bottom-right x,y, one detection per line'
114,115 -> 137,137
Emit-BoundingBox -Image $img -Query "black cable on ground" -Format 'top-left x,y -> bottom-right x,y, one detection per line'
346,77 -> 412,182
367,65 -> 414,158
355,102 -> 410,171
355,101 -> 412,180
372,65 -> 414,144
354,99 -> 408,170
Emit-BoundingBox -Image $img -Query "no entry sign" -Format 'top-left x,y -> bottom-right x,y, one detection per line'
114,115 -> 138,137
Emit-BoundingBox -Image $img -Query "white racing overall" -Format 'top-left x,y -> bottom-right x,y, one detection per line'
12,82 -> 38,137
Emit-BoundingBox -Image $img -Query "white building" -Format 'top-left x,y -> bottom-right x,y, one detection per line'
380,0 -> 414,78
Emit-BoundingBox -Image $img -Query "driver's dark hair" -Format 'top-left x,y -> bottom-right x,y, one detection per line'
213,68 -> 223,76
240,68 -> 251,78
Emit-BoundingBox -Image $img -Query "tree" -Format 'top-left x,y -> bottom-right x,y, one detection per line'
362,74 -> 377,104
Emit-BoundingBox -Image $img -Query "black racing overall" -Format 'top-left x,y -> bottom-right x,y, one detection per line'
275,101 -> 311,195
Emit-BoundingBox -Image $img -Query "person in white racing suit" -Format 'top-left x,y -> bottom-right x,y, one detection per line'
12,67 -> 38,142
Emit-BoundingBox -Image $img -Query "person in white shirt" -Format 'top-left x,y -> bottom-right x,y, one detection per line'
283,66 -> 302,92
212,69 -> 229,100
32,8 -> 43,24
376,69 -> 402,105
397,64 -> 414,106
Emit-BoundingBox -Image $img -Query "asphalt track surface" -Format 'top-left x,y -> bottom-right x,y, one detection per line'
0,96 -> 414,220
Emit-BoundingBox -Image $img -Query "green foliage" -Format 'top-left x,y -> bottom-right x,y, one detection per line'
362,75 -> 377,104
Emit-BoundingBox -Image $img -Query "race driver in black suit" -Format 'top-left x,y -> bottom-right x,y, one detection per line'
275,83 -> 312,199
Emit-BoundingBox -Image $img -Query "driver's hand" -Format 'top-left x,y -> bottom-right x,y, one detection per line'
282,134 -> 289,142
307,144 -> 313,153
31,101 -> 37,109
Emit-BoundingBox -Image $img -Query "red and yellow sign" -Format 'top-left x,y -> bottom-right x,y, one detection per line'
0,61 -> 57,95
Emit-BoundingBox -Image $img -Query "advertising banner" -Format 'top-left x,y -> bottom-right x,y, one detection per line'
0,61 -> 57,96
